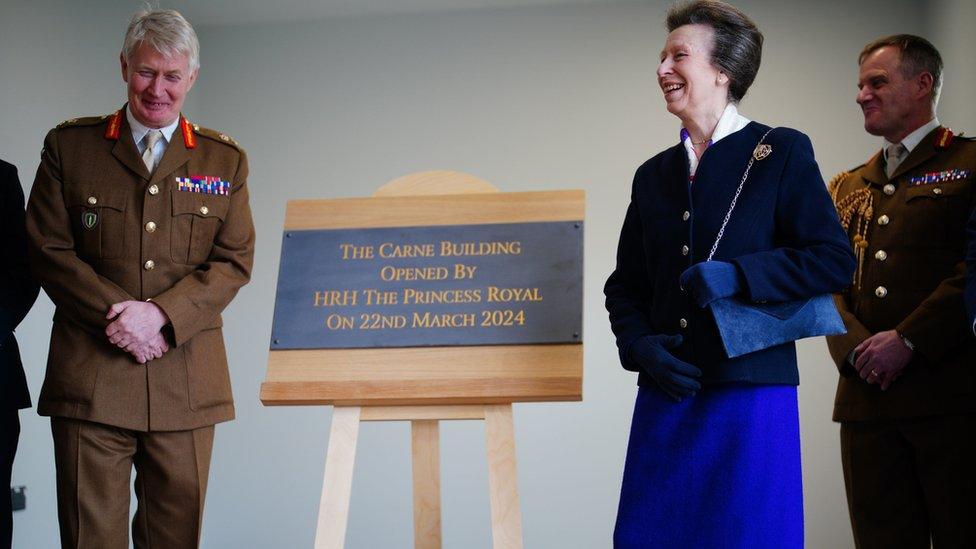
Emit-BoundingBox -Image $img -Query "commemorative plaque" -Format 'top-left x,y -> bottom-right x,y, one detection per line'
270,221 -> 583,349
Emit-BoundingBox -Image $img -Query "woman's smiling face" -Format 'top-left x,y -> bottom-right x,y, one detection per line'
657,24 -> 729,122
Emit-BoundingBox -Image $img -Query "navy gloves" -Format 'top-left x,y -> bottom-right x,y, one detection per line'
679,261 -> 744,308
629,334 -> 702,401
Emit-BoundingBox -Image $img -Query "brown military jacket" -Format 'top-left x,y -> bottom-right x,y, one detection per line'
26,108 -> 255,431
826,126 -> 976,422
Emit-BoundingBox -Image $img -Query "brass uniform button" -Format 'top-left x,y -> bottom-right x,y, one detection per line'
681,245 -> 690,256
933,187 -> 943,195
144,260 -> 156,271
682,211 -> 691,221
874,286 -> 887,298
87,196 -> 98,205
883,184 -> 895,195
145,221 -> 157,233
200,205 -> 209,215
679,318 -> 688,328
148,184 -> 159,195
875,250 -> 887,261
877,215 -> 889,226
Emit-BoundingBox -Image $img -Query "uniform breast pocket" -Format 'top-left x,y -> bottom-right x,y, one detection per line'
904,180 -> 971,242
65,190 -> 126,260
170,190 -> 230,264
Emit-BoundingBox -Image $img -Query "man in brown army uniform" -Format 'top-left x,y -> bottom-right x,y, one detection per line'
827,34 -> 976,548
25,9 -> 254,548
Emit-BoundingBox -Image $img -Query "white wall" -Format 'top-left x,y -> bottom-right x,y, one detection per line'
8,0 -> 972,547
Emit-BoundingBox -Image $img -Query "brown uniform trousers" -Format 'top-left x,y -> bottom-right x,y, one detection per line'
827,127 -> 976,549
26,109 -> 255,548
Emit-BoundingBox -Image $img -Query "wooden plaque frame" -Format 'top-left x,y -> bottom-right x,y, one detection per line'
260,172 -> 585,407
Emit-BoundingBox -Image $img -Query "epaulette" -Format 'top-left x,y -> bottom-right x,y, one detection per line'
55,114 -> 111,130
827,164 -> 863,203
191,123 -> 243,150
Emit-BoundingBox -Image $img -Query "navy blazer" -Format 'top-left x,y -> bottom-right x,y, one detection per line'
967,206 -> 976,336
605,122 -> 856,385
1,159 -> 39,409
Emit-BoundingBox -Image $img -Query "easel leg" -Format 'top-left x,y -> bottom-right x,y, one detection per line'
411,420 -> 442,549
485,404 -> 524,549
314,406 -> 362,549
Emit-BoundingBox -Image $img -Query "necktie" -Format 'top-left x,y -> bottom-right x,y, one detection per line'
142,130 -> 163,173
885,143 -> 907,179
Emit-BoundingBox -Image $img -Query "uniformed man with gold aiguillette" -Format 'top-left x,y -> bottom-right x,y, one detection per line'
25,9 -> 254,548
827,34 -> 976,548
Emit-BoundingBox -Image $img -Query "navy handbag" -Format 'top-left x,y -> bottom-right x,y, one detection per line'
706,129 -> 846,359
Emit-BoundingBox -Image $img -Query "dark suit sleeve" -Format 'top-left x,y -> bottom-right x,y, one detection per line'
151,149 -> 255,347
26,130 -> 135,336
731,132 -> 857,302
604,173 -> 654,371
0,161 -> 40,340
967,205 -> 976,337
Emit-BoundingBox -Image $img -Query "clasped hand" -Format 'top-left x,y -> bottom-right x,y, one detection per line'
105,301 -> 170,364
679,261 -> 743,308
629,334 -> 702,402
852,329 -> 913,391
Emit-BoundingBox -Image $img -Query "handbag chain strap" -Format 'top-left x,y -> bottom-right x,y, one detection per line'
705,128 -> 776,262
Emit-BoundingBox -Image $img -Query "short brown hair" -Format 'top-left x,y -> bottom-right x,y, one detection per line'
666,0 -> 763,103
860,34 -> 943,106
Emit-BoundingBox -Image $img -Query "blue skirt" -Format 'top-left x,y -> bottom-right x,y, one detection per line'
614,384 -> 803,549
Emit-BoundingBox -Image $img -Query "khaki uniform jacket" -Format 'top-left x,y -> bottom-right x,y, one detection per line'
826,127 -> 976,422
26,109 -> 255,431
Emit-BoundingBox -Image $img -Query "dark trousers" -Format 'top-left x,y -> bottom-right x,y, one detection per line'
51,417 -> 214,549
1,410 -> 19,549
841,414 -> 976,549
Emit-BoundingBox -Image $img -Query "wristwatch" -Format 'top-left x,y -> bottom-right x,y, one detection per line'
898,332 -> 916,352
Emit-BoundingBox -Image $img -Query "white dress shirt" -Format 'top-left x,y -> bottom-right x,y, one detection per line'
681,103 -> 751,178
883,117 -> 940,159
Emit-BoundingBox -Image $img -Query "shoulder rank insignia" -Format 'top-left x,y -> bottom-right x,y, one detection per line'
909,169 -> 972,186
176,175 -> 230,196
190,124 -> 243,150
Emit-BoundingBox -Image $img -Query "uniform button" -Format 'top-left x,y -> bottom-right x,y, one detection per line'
877,215 -> 889,226
679,318 -> 688,328
681,245 -> 690,256
875,250 -> 887,261
145,221 -> 157,233
682,211 -> 691,221
933,187 -> 943,195
883,184 -> 895,195
148,184 -> 159,195
874,286 -> 887,298
144,260 -> 155,271
87,196 -> 98,205
200,205 -> 209,215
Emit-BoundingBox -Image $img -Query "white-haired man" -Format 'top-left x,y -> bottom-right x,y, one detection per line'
25,9 -> 254,548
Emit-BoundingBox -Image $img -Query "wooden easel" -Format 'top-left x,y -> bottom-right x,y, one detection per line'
314,404 -> 521,549
262,172 -> 584,548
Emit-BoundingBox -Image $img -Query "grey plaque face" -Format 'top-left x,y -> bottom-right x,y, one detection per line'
270,221 -> 583,349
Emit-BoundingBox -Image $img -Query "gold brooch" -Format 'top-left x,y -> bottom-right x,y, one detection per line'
753,144 -> 772,160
